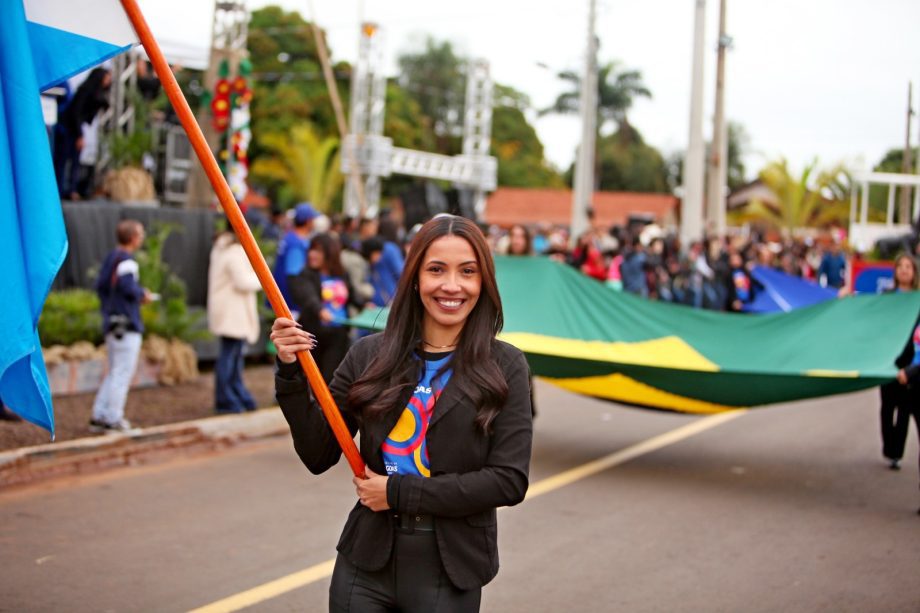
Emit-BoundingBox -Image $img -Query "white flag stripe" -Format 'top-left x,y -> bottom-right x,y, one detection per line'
24,0 -> 136,48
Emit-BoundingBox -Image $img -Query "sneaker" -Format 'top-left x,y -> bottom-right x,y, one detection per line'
88,418 -> 137,434
105,419 -> 136,433
88,419 -> 109,434
889,459 -> 901,471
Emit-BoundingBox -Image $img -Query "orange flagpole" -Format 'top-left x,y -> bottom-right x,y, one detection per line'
119,0 -> 365,478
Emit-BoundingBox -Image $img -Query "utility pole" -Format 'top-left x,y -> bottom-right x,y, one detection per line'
682,0 -> 707,246
706,0 -> 728,237
915,81 -> 920,225
570,0 -> 598,245
901,81 -> 914,224
308,7 -> 368,219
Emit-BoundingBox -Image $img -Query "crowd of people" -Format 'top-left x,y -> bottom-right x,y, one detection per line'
254,205 -> 854,326
486,218 -> 851,312
226,205 -> 865,422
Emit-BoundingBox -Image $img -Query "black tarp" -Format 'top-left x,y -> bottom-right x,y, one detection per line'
53,200 -> 217,306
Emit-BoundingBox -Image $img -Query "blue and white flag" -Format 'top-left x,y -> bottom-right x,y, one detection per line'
26,0 -> 137,91
0,0 -> 135,434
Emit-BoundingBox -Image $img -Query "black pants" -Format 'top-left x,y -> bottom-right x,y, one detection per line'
329,530 -> 481,613
880,382 -> 913,460
315,326 -> 351,384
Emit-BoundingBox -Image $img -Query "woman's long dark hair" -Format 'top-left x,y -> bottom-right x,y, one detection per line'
347,215 -> 508,434
62,68 -> 111,131
892,253 -> 919,290
507,224 -> 532,256
309,233 -> 345,277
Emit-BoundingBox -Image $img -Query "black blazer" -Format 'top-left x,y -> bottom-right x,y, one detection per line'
275,333 -> 533,590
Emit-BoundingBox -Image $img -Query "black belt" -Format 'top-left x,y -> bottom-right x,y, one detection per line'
393,512 -> 435,532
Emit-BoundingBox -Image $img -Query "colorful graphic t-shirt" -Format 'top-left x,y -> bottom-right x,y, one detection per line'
732,268 -> 751,302
320,274 -> 348,326
381,352 -> 453,478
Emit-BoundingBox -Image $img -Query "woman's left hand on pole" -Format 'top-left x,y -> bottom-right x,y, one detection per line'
354,467 -> 390,511
270,317 -> 316,364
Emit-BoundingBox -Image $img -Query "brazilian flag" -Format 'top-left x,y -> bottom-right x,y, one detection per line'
351,256 -> 919,414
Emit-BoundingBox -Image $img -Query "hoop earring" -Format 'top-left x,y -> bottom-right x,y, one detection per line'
413,283 -> 418,292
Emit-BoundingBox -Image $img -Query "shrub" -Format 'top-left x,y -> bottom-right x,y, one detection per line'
136,223 -> 207,343
39,289 -> 103,346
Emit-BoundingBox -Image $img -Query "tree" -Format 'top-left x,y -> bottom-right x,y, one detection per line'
383,81 -> 437,152
542,61 -> 651,133
543,60 -> 652,191
395,38 -> 562,189
593,123 -> 669,193
396,37 -> 465,142
663,120 -> 750,195
492,104 -> 564,188
247,7 -> 343,163
725,121 -> 750,191
249,123 -> 343,212
729,159 -> 851,233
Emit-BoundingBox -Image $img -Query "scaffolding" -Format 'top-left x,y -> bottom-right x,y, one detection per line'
184,0 -> 249,208
95,51 -> 138,182
342,23 -> 497,219
849,171 -> 920,252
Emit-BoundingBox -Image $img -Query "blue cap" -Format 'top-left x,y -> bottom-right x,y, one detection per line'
293,202 -> 318,225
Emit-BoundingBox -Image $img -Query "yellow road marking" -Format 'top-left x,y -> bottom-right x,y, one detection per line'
188,410 -> 744,612
188,559 -> 336,613
526,411 -> 745,500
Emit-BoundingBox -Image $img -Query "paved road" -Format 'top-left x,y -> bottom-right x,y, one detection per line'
2,381 -> 918,612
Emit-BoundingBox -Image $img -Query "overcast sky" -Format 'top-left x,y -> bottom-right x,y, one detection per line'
139,0 -> 920,180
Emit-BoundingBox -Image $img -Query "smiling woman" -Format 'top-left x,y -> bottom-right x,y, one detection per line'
417,235 -> 482,351
270,215 -> 533,612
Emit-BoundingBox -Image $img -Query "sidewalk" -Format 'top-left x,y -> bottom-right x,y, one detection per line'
0,408 -> 289,488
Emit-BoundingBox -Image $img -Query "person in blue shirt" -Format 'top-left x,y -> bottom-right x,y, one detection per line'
359,237 -> 403,307
355,216 -> 405,307
273,202 -> 318,317
620,236 -> 649,296
90,220 -> 152,433
817,241 -> 847,289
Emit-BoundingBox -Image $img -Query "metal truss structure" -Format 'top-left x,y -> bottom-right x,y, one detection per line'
184,0 -> 250,207
96,51 -> 137,180
342,24 -> 497,219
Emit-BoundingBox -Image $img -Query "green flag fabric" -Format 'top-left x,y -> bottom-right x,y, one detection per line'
350,256 -> 919,414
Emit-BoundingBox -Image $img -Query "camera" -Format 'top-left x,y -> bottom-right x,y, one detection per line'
106,314 -> 131,340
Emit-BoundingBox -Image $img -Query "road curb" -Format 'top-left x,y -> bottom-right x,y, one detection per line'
0,408 -> 289,488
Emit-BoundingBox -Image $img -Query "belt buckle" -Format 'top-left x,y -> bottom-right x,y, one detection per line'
393,513 -> 431,533
393,512 -> 413,534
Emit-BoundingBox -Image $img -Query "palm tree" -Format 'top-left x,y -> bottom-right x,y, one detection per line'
729,158 -> 851,233
542,61 -> 651,189
541,61 -> 651,133
249,123 -> 343,212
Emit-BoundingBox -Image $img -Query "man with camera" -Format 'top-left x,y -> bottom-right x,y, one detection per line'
89,219 -> 154,434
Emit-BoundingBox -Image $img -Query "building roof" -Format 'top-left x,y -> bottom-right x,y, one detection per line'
484,187 -> 679,228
